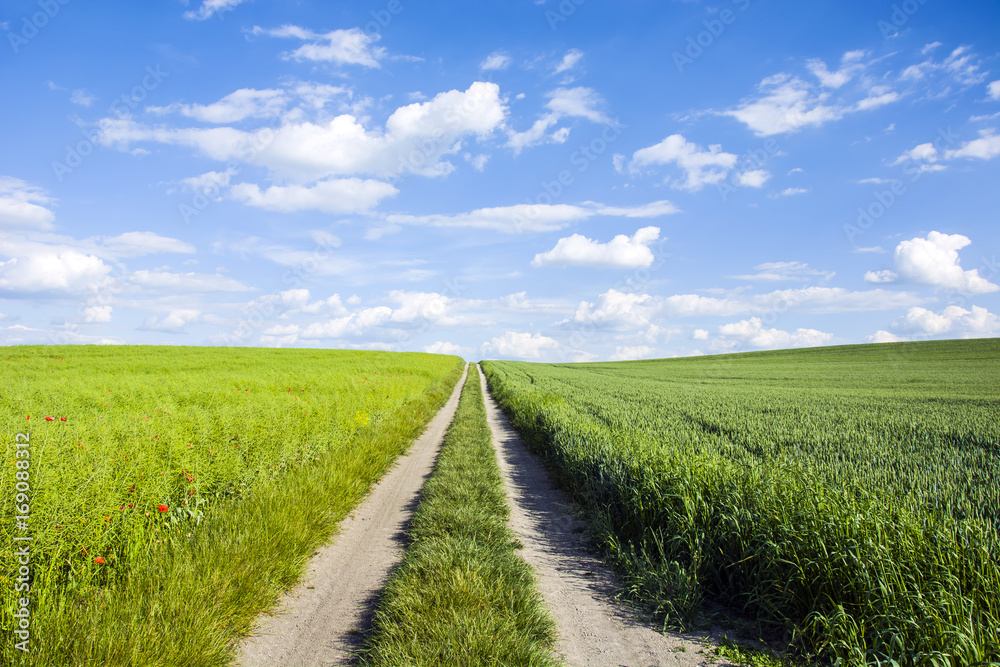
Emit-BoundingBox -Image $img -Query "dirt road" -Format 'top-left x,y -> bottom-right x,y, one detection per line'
480,369 -> 719,667
236,366 -> 468,667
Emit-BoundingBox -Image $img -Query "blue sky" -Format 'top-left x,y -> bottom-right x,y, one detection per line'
1,0 -> 998,361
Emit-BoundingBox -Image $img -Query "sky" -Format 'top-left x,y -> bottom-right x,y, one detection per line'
0,0 -> 998,362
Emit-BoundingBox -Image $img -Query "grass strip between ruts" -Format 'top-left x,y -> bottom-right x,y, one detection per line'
362,364 -> 560,666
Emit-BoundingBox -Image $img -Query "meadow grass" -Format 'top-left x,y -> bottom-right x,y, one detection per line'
362,364 -> 560,667
482,339 -> 1000,665
0,345 -> 463,666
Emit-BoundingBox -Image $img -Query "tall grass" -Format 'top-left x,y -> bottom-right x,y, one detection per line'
363,364 -> 560,666
0,345 -> 463,666
482,340 -> 1000,665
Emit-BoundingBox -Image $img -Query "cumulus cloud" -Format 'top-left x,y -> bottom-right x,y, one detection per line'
481,331 -> 560,360
944,129 -> 1000,161
717,317 -> 833,350
870,231 -> 998,294
722,73 -> 846,136
989,81 -> 1000,101
0,177 -> 56,231
424,341 -> 466,355
629,134 -> 738,191
100,82 -> 506,183
83,305 -> 112,323
569,289 -> 658,330
532,226 -> 661,269
0,251 -> 111,293
892,305 -> 999,338
255,25 -> 386,67
866,329 -> 907,343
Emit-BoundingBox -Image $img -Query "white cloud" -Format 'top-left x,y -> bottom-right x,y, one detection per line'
70,89 -> 95,107
723,73 -> 845,136
570,289 -> 658,329
506,87 -> 609,153
0,251 -> 110,293
883,231 -> 998,294
532,226 -> 661,269
385,200 -> 676,234
83,305 -> 112,323
770,187 -> 808,198
0,177 -> 56,231
183,0 -> 248,20
732,261 -> 833,282
806,52 -> 865,89
692,328 -> 709,340
129,270 -> 253,292
480,51 -> 511,71
892,305 -> 999,338
944,129 -> 1000,161
734,169 -> 771,188
481,331 -> 560,360
104,82 -> 505,183
608,345 -> 654,361
553,49 -> 584,74
717,317 -> 833,350
866,330 -> 907,343
629,134 -> 737,191
257,25 -> 386,67
141,309 -> 201,333
101,232 -> 197,257
424,341 -> 466,355
989,81 -> 1000,101
230,177 -> 398,213
864,269 -> 898,284
148,88 -> 288,123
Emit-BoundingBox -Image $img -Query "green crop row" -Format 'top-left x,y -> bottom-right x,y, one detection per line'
481,339 -> 1000,666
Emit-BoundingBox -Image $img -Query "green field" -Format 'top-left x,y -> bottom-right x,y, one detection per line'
482,339 -> 1000,665
0,345 -> 463,665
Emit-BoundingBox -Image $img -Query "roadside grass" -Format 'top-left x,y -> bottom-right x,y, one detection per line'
362,364 -> 560,667
0,346 -> 463,666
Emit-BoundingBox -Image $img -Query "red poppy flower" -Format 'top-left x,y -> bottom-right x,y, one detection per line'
44,416 -> 55,421
157,504 -> 169,513
60,417 -> 67,421
186,476 -> 194,483
25,415 -> 30,420
93,557 -> 105,564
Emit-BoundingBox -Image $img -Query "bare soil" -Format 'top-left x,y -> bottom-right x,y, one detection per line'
235,366 -> 468,667
479,369 -> 726,667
